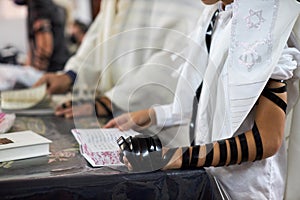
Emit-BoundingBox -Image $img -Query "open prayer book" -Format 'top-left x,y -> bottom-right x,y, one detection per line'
1,84 -> 54,115
72,128 -> 140,167
0,130 -> 52,162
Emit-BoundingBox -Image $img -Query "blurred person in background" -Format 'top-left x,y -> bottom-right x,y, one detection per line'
13,0 -> 70,72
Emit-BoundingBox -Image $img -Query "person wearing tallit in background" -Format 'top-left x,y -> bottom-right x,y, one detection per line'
34,0 -> 204,119
105,0 -> 300,199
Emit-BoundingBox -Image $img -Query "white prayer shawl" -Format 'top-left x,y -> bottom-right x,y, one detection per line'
64,0 -> 204,112
194,0 -> 300,143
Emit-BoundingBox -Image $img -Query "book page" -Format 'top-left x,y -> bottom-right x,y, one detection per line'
1,84 -> 47,110
72,128 -> 140,151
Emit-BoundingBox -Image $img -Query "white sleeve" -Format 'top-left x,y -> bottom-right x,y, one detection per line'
271,47 -> 300,80
153,104 -> 189,127
64,12 -> 104,73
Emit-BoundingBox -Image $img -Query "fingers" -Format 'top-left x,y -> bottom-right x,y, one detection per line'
103,113 -> 130,129
33,75 -> 48,87
56,108 -> 73,118
103,119 -> 118,128
114,114 -> 136,131
33,74 -> 54,94
55,101 -> 73,118
118,120 -> 135,131
104,111 -> 150,131
55,101 -> 71,113
55,107 -> 73,118
61,101 -> 72,109
103,117 -> 132,130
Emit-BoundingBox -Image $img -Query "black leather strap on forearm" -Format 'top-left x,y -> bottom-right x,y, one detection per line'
252,122 -> 263,161
268,85 -> 287,93
204,143 -> 214,167
238,134 -> 249,164
262,79 -> 287,113
118,120 -> 266,171
262,86 -> 287,113
181,147 -> 190,169
217,140 -> 227,166
190,146 -> 200,168
228,137 -> 238,165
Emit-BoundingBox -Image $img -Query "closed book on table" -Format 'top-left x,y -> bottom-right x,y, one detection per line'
0,130 -> 52,162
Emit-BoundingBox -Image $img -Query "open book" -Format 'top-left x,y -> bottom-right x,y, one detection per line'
72,128 -> 140,167
1,84 -> 54,115
0,130 -> 52,162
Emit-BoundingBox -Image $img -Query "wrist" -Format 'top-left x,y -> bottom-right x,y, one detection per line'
62,73 -> 73,88
65,71 -> 77,86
